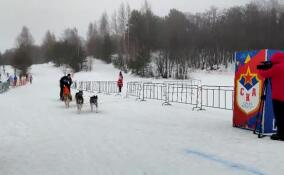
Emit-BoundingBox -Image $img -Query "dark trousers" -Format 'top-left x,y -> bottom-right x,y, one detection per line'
60,85 -> 64,99
118,86 -> 122,93
273,100 -> 284,137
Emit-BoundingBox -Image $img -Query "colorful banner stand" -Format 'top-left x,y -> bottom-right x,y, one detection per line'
233,49 -> 279,135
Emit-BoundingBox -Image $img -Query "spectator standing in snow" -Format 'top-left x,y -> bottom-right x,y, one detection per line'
8,75 -> 13,86
117,71 -> 123,93
13,75 -> 17,86
258,52 -> 284,141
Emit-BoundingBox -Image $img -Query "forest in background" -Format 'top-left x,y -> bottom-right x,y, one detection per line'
0,0 -> 284,78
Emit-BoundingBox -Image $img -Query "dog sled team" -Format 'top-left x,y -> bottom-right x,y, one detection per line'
59,71 -> 123,113
59,73 -> 98,113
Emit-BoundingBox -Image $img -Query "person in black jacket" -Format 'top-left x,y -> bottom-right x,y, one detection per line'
60,74 -> 72,100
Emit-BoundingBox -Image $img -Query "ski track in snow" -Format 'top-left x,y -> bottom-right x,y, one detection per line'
0,60 -> 283,175
185,149 -> 266,175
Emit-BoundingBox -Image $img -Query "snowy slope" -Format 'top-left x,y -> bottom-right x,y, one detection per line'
0,60 -> 283,175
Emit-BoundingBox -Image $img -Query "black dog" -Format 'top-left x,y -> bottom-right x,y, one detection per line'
90,95 -> 98,112
75,91 -> 84,112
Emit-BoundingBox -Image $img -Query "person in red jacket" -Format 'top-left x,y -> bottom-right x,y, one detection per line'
258,52 -> 284,141
117,71 -> 123,93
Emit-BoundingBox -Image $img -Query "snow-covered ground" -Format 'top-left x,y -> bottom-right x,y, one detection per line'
0,60 -> 283,175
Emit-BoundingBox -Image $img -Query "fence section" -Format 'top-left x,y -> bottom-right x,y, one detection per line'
73,81 -> 119,94
167,84 -> 199,108
75,80 -> 234,111
107,81 -> 119,94
141,83 -> 167,102
200,85 -> 234,110
127,82 -> 142,99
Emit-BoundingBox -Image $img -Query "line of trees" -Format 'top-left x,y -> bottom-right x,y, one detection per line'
42,28 -> 86,72
0,27 -> 86,73
1,0 -> 284,78
86,0 -> 284,78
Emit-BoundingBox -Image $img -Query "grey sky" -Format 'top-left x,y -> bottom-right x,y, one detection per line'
0,0 -> 251,52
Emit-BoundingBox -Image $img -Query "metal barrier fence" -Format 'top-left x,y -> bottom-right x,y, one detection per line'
91,81 -> 108,93
142,83 -> 167,102
74,80 -> 234,111
127,81 -> 234,110
0,82 -> 10,94
200,85 -> 234,110
74,81 -> 119,94
126,82 -> 199,108
126,82 -> 142,99
166,84 -> 199,108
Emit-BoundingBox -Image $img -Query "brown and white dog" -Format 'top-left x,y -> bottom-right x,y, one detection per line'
63,86 -> 71,108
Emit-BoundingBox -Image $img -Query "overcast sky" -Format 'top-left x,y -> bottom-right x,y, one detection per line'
0,0 -> 251,52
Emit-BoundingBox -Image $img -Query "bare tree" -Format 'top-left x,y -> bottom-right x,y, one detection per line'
12,26 -> 34,74
86,22 -> 98,56
118,3 -> 127,36
100,12 -> 110,36
111,11 -> 119,35
16,26 -> 34,48
42,30 -> 56,62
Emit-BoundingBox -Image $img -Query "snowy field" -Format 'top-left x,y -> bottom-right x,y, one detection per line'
0,60 -> 283,175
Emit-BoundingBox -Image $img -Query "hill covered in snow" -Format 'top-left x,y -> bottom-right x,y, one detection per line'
0,60 -> 282,175
73,59 -> 234,86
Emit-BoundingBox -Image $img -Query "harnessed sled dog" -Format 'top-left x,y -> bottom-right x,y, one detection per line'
75,91 -> 84,113
90,95 -> 98,113
63,86 -> 72,108
74,90 -> 98,113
